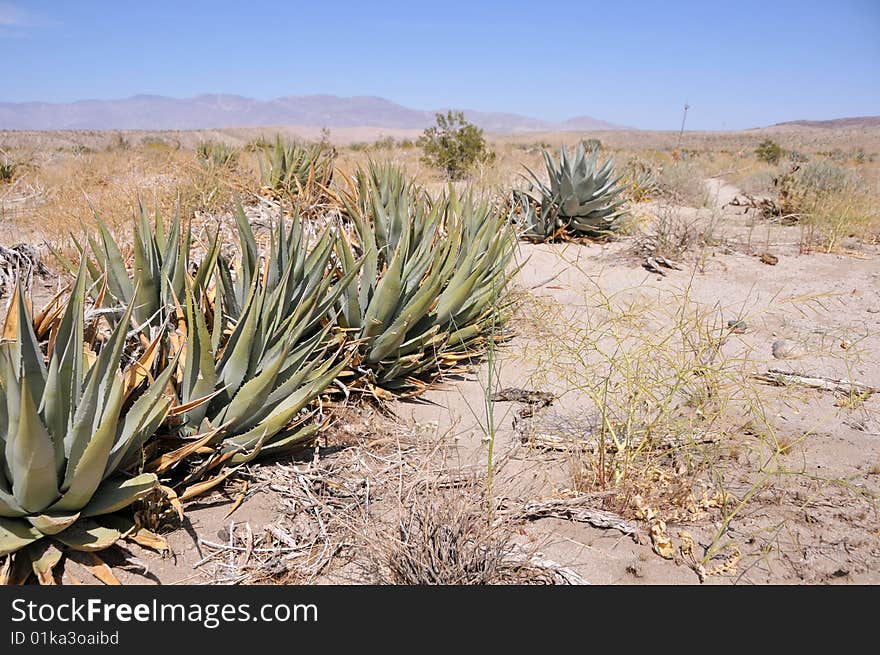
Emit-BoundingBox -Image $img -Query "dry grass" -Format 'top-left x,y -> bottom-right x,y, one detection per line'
513,264 -> 876,566
1,143 -> 259,245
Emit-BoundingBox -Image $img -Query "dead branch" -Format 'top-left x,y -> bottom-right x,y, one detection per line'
753,368 -> 877,396
503,495 -> 638,537
501,544 -> 589,585
521,430 -> 718,454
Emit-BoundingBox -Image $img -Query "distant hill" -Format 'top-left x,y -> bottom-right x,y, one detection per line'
0,93 -> 621,132
770,116 -> 880,129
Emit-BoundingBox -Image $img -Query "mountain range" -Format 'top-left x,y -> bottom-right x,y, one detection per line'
0,94 -> 621,132
771,116 -> 880,130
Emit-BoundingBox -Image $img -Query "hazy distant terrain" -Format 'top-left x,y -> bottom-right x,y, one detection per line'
0,93 -> 621,132
772,116 -> 880,130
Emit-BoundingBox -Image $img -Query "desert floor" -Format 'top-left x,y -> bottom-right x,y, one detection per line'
2,126 -> 879,584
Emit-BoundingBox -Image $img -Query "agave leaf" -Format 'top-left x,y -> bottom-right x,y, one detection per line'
1,349 -> 21,478
223,357 -> 346,451
231,421 -> 321,464
0,486 -> 26,518
52,519 -> 121,552
0,517 -> 43,555
130,222 -> 161,326
26,512 -> 80,536
30,541 -> 64,584
144,426 -> 222,474
64,299 -> 133,472
96,222 -> 134,303
80,474 -> 158,518
361,229 -> 407,340
64,549 -> 121,584
100,515 -> 168,552
215,278 -> 260,402
10,373 -> 59,514
121,329 -> 162,400
54,375 -> 124,512
192,229 -> 221,296
105,356 -> 176,476
211,342 -> 288,433
10,284 -> 47,405
41,263 -> 85,458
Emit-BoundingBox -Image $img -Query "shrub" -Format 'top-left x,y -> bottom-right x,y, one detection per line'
654,159 -> 709,207
0,159 -> 15,183
755,139 -> 784,164
770,161 -> 878,249
417,111 -> 495,180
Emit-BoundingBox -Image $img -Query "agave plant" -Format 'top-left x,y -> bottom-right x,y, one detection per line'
150,211 -> 360,495
0,272 -> 172,574
623,158 -> 659,203
518,142 -> 628,241
512,189 -> 560,242
335,164 -> 515,393
196,140 -> 238,168
56,201 -> 219,331
436,190 -> 517,364
257,135 -> 334,198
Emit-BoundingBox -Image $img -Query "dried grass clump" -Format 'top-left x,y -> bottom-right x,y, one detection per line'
363,490 -> 580,585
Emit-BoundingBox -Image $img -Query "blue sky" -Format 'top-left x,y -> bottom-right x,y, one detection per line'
1,0 -> 878,130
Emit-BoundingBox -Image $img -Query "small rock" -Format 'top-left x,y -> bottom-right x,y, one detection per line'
727,319 -> 747,334
772,339 -> 800,359
759,252 -> 779,265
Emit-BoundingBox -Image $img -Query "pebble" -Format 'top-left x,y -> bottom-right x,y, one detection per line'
772,339 -> 800,359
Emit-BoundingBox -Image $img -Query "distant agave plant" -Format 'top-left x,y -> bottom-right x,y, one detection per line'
0,272 -> 172,573
257,135 -> 335,198
518,142 -> 628,241
196,140 -> 238,168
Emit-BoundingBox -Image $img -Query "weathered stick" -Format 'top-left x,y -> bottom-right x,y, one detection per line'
521,430 -> 718,453
505,495 -> 638,537
753,368 -> 877,396
502,544 -> 590,585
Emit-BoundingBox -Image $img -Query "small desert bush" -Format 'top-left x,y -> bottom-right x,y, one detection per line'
801,187 -> 878,250
654,158 -> 709,207
142,136 -> 179,152
738,167 -> 777,196
515,275 -> 861,563
771,161 -> 878,247
755,139 -> 784,164
634,205 -> 714,260
362,490 -> 562,585
0,158 -> 16,183
245,136 -> 272,152
108,132 -> 131,151
418,110 -> 495,180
